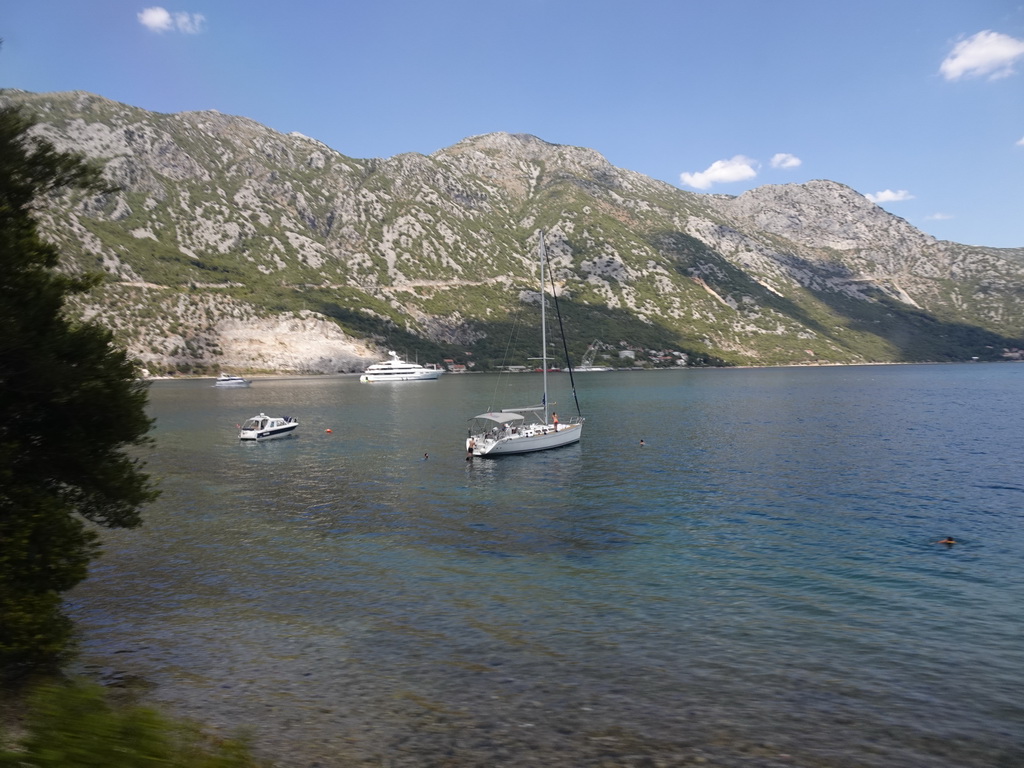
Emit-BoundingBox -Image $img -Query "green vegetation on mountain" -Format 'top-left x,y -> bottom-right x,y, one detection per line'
2,89 -> 1021,373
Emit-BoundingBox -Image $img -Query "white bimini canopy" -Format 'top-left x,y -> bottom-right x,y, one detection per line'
471,411 -> 524,424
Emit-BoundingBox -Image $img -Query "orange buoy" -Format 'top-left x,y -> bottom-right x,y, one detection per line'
325,428 -> 333,433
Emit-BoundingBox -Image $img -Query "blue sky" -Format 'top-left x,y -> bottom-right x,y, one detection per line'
3,1 -> 1023,247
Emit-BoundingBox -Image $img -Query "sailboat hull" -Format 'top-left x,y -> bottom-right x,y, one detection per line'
470,423 -> 583,456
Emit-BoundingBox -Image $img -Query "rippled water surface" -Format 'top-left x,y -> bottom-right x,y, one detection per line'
70,364 -> 1024,767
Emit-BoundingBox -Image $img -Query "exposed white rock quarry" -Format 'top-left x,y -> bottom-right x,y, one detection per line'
216,311 -> 378,374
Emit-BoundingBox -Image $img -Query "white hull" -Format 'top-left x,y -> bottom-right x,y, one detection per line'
214,375 -> 251,387
469,422 -> 582,456
360,352 -> 443,382
360,370 -> 443,382
239,425 -> 297,441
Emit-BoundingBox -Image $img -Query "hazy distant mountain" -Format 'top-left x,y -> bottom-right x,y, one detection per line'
5,89 -> 1023,373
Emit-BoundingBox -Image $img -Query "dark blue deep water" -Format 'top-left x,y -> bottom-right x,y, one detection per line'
70,364 -> 1024,767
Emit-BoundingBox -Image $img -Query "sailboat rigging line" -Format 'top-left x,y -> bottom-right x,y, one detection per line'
543,233 -> 582,418
487,283 -> 525,413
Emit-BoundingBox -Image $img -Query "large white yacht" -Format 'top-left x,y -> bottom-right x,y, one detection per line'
359,351 -> 443,382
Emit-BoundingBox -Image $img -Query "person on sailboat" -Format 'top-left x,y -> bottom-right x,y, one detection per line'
552,412 -> 559,432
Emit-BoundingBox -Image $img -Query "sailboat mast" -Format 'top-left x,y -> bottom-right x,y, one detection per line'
539,231 -> 549,423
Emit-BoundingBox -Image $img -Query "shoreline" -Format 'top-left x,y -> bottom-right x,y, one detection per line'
143,357 -> 1017,382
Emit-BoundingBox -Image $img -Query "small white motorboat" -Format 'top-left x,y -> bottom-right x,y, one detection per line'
239,413 -> 298,441
214,373 -> 252,388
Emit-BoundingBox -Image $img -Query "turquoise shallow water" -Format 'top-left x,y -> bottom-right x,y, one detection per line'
70,364 -> 1024,767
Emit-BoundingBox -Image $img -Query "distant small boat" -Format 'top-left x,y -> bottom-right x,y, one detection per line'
214,373 -> 252,388
360,351 -> 443,382
239,413 -> 298,441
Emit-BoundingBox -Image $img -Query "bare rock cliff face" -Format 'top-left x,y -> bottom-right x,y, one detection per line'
705,180 -> 1024,332
215,312 -> 378,374
712,180 -> 936,253
5,88 -> 1023,369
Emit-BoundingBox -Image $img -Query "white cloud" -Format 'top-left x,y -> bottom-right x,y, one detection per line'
138,7 -> 173,31
770,153 -> 802,170
940,30 -> 1024,81
138,6 -> 205,33
173,11 -> 205,33
1017,136 -> 1024,146
866,189 -> 915,203
926,212 -> 954,221
680,155 -> 759,190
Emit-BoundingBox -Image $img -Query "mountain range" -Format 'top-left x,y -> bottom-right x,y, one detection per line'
4,88 -> 1023,374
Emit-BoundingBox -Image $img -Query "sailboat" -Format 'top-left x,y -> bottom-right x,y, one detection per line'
466,231 -> 585,457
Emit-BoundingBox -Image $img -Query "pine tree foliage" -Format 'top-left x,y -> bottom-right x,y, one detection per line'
0,106 -> 159,674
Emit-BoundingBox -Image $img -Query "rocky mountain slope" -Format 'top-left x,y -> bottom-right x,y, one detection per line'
4,89 -> 1023,373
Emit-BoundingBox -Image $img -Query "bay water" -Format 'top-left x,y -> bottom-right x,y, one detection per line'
69,364 -> 1024,767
